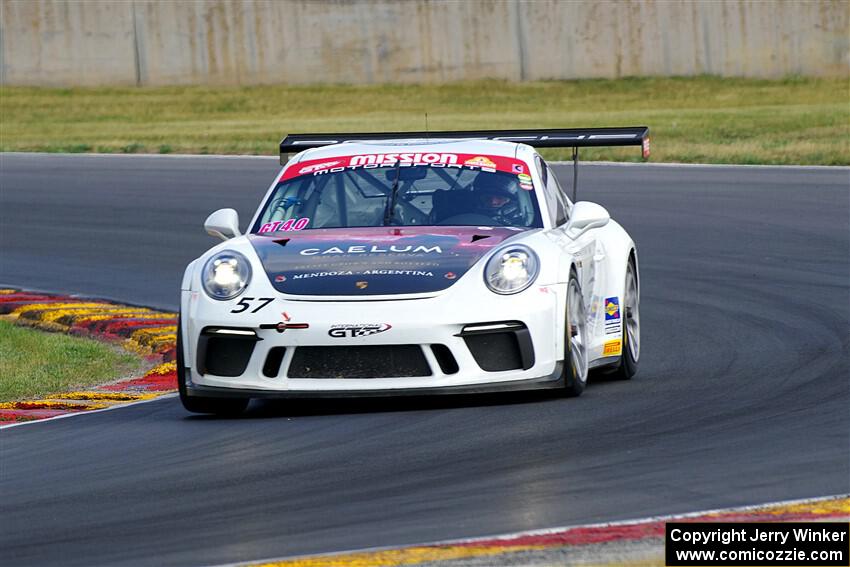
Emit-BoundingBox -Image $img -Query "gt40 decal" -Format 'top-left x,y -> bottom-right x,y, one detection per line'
258,218 -> 310,233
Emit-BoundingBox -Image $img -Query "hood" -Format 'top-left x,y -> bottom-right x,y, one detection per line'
248,226 -> 525,296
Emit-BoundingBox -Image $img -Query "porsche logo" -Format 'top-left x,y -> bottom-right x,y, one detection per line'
355,281 -> 368,289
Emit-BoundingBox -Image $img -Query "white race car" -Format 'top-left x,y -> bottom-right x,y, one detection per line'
178,128 -> 648,414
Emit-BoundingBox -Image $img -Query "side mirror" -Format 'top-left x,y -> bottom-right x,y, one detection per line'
565,201 -> 610,239
204,208 -> 241,241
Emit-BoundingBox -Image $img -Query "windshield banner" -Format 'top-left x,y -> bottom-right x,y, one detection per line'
282,153 -> 531,181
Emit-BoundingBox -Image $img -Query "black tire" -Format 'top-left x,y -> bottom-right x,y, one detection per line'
611,256 -> 640,380
562,268 -> 588,397
177,315 -> 249,416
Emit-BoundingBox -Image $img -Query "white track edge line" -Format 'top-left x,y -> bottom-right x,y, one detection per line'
217,492 -> 850,567
0,392 -> 177,430
2,152 -> 848,170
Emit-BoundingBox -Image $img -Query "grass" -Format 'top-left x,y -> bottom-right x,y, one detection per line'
0,76 -> 847,164
0,320 -> 146,402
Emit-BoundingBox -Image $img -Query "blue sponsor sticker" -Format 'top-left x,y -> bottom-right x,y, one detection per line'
604,297 -> 620,320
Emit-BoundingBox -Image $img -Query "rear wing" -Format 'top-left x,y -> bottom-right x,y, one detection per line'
279,127 -> 649,163
278,126 -> 650,200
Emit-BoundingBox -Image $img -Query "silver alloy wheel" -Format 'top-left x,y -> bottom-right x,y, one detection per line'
624,263 -> 640,361
567,278 -> 589,384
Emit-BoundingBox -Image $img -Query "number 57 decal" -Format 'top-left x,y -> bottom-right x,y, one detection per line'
231,297 -> 274,314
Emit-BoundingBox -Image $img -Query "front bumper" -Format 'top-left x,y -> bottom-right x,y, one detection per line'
182,282 -> 566,396
186,363 -> 564,399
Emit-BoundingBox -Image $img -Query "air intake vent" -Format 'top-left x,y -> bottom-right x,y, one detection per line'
263,347 -> 286,377
288,345 -> 431,378
430,344 -> 459,374
197,328 -> 259,377
459,322 -> 535,372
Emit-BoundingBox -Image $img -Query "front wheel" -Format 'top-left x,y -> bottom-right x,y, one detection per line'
561,270 -> 589,397
177,316 -> 249,416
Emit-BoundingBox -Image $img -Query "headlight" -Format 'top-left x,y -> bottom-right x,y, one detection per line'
484,245 -> 539,294
202,250 -> 251,300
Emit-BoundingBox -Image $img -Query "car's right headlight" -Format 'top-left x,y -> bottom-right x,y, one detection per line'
202,250 -> 251,300
484,245 -> 539,294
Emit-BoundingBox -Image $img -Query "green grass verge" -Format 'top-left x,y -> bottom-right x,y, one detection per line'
1,76 -> 847,164
0,320 -> 146,402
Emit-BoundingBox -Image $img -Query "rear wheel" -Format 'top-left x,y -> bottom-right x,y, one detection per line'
611,258 -> 640,380
562,270 -> 588,397
177,316 -> 249,416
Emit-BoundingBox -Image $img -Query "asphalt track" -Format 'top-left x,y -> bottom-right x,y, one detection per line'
1,154 -> 848,567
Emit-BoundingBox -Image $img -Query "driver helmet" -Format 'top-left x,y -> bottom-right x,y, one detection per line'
471,174 -> 515,212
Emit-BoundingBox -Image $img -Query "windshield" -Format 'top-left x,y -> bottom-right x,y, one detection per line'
252,155 -> 542,233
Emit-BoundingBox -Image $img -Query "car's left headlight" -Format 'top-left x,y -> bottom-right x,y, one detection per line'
484,245 -> 539,294
202,250 -> 252,300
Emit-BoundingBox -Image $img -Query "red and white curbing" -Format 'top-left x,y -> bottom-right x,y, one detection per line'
0,288 -> 178,426
229,495 -> 850,566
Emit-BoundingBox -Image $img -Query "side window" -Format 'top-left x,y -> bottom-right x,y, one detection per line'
537,156 -> 548,186
536,156 -> 568,226
534,155 -> 557,225
546,166 -> 569,225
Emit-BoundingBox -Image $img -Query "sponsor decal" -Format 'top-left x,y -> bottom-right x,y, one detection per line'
291,270 -> 434,280
605,321 -> 621,335
259,217 -> 310,233
328,323 -> 392,338
350,153 -> 458,166
282,154 -> 533,181
356,281 -> 368,289
274,275 -> 287,283
249,226 -> 521,296
605,297 -> 620,320
300,245 -> 443,256
293,270 -> 353,279
519,183 -> 533,191
464,156 -> 497,168
603,339 -> 622,356
299,161 -> 339,174
642,137 -> 651,159
364,269 -> 433,276
282,312 -> 291,322
445,272 -> 456,280
517,173 -> 532,183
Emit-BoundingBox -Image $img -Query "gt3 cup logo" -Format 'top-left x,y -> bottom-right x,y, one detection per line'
328,323 -> 392,338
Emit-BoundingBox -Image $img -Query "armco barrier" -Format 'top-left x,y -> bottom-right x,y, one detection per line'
1,0 -> 847,87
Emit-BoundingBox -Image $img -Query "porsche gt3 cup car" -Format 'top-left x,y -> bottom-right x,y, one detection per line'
178,128 -> 647,414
